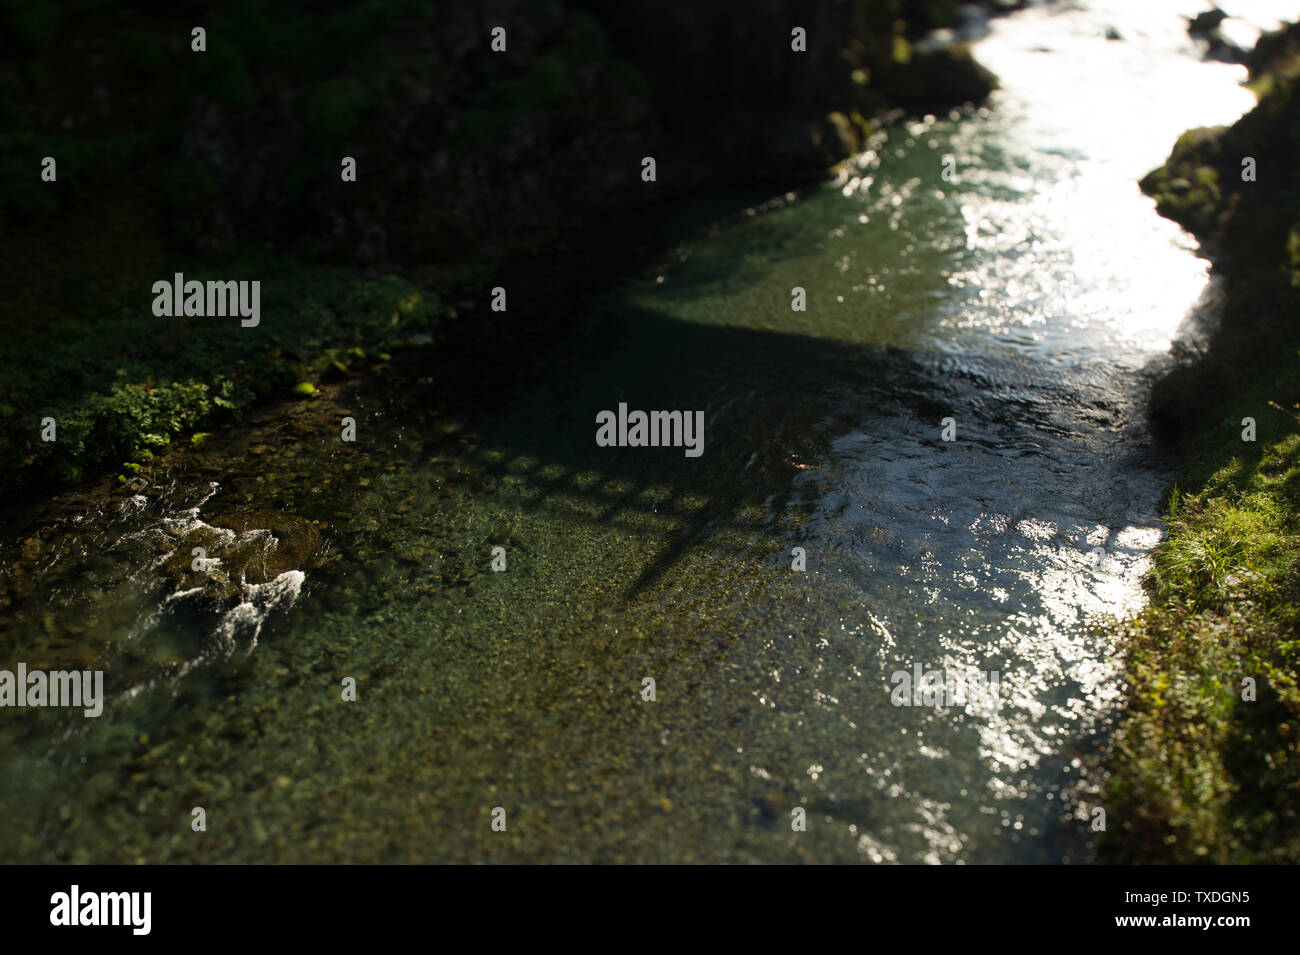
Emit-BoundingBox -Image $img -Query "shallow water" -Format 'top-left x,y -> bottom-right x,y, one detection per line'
0,1 -> 1288,862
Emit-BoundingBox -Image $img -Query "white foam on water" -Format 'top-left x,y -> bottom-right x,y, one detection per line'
212,569 -> 306,656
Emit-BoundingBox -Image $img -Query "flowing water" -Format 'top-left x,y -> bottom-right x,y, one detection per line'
0,1 -> 1289,862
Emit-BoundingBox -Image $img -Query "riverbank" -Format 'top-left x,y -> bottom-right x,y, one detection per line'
0,0 -> 997,505
1100,20 -> 1300,864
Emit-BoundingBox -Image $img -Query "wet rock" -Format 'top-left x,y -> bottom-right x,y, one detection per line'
1203,21 -> 1255,64
1186,7 -> 1228,37
208,510 -> 322,572
1185,7 -> 1252,63
161,509 -> 323,600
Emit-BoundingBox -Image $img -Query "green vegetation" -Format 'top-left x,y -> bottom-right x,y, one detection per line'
1104,392 -> 1300,862
0,0 -> 997,505
0,1 -> 649,500
0,263 -> 442,493
1101,24 -> 1300,863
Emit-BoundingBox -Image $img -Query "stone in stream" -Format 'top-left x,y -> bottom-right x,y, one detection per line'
1185,7 -> 1228,37
438,550 -> 478,588
161,510 -> 323,602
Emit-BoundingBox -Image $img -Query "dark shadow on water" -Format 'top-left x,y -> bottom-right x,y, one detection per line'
386,298 -> 967,599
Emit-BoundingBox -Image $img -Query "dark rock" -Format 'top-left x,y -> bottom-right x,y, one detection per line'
1186,7 -> 1228,37
879,44 -> 998,110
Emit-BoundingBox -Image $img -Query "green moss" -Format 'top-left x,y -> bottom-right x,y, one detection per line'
1102,421 -> 1300,862
1106,35 -> 1300,861
1107,33 -> 1300,862
0,262 -> 449,496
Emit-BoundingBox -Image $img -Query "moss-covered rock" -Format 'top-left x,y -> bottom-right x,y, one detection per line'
1141,21 -> 1300,270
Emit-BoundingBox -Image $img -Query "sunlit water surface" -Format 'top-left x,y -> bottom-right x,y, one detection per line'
1,1 -> 1291,862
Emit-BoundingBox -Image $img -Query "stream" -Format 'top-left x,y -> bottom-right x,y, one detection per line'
0,0 -> 1289,863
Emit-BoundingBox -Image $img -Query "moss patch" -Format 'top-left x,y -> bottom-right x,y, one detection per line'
0,260 -> 446,496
